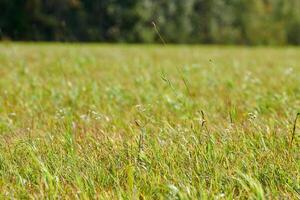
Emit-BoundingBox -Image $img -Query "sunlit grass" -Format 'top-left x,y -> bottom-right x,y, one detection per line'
0,43 -> 299,199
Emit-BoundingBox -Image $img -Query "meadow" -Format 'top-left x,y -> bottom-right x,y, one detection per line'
0,43 -> 299,199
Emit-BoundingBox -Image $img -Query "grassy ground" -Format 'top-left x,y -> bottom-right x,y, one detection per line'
0,43 -> 299,199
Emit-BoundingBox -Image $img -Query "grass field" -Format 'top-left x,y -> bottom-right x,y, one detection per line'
0,43 -> 299,199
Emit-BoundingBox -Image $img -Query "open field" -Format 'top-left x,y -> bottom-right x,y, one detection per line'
0,43 -> 299,199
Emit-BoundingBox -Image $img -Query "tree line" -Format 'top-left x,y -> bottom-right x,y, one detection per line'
1,0 -> 300,45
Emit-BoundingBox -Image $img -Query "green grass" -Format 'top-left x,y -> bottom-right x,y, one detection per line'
0,43 -> 299,199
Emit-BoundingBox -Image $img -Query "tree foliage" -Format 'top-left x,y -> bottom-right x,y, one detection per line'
0,0 -> 299,44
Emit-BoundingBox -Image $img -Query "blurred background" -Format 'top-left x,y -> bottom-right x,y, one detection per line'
0,0 -> 300,45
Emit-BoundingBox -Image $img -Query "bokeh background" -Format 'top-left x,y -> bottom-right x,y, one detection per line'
1,0 -> 300,45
